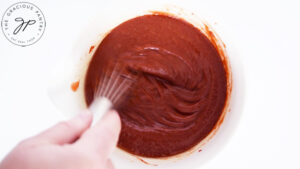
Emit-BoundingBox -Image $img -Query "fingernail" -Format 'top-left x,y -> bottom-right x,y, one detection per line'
100,110 -> 116,122
109,110 -> 121,124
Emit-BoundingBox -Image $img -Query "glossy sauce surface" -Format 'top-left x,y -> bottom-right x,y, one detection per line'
84,14 -> 228,157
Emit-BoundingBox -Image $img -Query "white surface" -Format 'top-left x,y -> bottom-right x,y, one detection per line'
0,0 -> 299,168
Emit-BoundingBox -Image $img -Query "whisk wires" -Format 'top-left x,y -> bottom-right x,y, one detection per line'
93,63 -> 135,106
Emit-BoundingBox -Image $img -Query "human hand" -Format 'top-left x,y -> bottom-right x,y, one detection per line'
0,110 -> 121,169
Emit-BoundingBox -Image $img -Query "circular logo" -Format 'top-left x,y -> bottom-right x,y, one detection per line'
1,2 -> 46,47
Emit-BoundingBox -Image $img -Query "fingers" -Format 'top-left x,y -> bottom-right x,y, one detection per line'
75,110 -> 121,157
34,111 -> 92,145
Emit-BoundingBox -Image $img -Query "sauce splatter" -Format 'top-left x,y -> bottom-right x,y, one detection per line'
89,46 -> 95,54
137,158 -> 158,166
71,81 -> 80,92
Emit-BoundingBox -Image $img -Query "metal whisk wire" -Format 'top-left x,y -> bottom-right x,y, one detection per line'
89,63 -> 135,126
94,63 -> 134,105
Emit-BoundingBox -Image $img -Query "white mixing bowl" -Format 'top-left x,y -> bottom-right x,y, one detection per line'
48,3 -> 244,169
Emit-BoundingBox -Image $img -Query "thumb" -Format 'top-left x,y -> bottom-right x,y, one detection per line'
75,110 -> 121,157
33,111 -> 92,145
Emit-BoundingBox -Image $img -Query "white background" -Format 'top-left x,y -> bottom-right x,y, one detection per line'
0,0 -> 300,168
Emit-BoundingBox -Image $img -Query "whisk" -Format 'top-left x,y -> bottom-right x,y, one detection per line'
89,63 -> 135,126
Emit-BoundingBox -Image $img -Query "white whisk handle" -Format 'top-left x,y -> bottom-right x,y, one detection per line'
89,97 -> 112,126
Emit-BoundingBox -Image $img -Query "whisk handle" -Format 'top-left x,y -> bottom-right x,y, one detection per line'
89,97 -> 112,126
